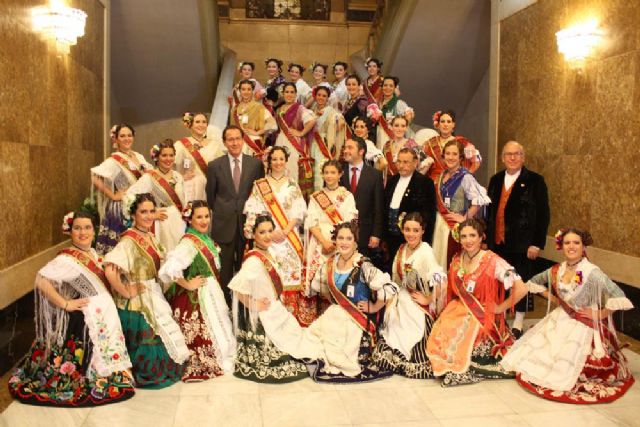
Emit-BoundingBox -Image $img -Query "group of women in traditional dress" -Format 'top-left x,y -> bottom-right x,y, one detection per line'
8,56 -> 635,407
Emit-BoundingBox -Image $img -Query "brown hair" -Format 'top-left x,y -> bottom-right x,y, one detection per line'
442,139 -> 465,160
560,228 -> 594,247
331,220 -> 359,243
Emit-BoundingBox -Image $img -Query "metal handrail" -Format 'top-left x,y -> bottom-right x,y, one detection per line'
207,47 -> 237,143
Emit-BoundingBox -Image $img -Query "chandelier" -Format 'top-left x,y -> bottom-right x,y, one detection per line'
32,1 -> 87,54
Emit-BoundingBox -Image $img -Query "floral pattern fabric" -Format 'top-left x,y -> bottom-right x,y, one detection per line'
9,321 -> 134,407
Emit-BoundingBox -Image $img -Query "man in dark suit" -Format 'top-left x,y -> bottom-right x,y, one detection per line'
486,141 -> 550,338
206,125 -> 265,303
340,136 -> 384,259
384,147 -> 437,270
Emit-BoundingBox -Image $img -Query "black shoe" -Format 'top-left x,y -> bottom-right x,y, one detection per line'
511,327 -> 523,340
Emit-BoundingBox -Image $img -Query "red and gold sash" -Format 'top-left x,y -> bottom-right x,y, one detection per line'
550,264 -> 621,351
231,106 -> 266,157
450,254 -> 513,357
232,88 -> 240,105
255,179 -> 304,261
312,130 -> 333,160
326,255 -> 376,338
183,232 -> 221,283
312,190 -> 344,225
383,141 -> 399,176
121,229 -> 162,273
59,248 -> 109,289
275,113 -> 313,178
395,244 -> 407,282
243,250 -> 283,297
435,173 -> 458,230
179,138 -> 208,175
147,169 -> 184,211
364,76 -> 383,104
378,114 -> 394,141
111,153 -> 142,180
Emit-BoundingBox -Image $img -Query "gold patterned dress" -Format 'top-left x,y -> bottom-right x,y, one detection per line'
244,178 -> 314,325
105,228 -> 190,388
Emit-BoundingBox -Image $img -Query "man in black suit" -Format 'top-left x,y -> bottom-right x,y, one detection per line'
486,141 -> 550,338
384,148 -> 437,270
340,136 -> 384,258
206,125 -> 265,303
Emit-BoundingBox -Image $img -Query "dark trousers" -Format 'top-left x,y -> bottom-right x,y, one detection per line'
494,245 -> 534,312
219,234 -> 246,306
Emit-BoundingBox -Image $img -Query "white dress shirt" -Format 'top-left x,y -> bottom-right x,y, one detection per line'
504,169 -> 521,190
390,175 -> 412,209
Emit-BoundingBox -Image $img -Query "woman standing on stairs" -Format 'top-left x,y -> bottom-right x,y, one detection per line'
175,112 -> 221,203
92,124 -> 152,255
229,79 -> 277,159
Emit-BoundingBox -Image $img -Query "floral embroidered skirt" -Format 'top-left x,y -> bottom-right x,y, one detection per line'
234,313 -> 308,384
167,286 -> 224,382
8,312 -> 134,407
118,308 -> 185,389
372,314 -> 435,379
96,200 -> 126,256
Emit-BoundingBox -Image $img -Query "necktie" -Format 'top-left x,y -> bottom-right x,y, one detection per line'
233,158 -> 241,192
350,167 -> 358,194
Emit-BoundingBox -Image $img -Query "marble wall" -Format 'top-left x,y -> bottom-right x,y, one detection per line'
498,0 -> 640,257
220,20 -> 370,85
0,0 -> 105,271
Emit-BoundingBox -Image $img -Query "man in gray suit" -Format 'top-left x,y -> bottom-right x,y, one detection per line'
206,125 -> 265,303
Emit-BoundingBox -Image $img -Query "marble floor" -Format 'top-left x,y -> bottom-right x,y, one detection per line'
0,348 -> 639,427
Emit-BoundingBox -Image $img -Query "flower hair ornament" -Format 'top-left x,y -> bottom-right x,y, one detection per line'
554,229 -> 565,250
397,212 -> 407,231
182,112 -> 194,128
110,125 -> 119,149
182,202 -> 194,222
61,212 -> 75,235
109,125 -> 118,141
150,144 -> 161,163
122,193 -> 137,222
450,222 -> 461,243
432,110 -> 442,129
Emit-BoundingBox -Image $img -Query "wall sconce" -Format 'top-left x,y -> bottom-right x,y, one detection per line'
32,0 -> 87,54
556,19 -> 603,70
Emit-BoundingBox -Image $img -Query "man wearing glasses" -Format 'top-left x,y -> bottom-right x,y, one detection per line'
486,141 -> 550,338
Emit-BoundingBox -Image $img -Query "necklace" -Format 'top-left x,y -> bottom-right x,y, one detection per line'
72,243 -> 91,253
339,250 -> 356,265
567,258 -> 582,268
255,243 -> 269,251
326,184 -> 339,191
270,174 -> 286,182
134,226 -> 149,234
465,249 -> 482,261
